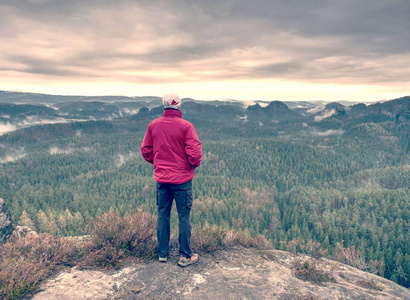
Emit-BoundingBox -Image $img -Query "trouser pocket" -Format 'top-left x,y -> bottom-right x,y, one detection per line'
186,188 -> 193,208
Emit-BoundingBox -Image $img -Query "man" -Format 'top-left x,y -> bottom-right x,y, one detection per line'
141,94 -> 202,267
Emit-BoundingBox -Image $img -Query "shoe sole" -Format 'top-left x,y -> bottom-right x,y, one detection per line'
158,258 -> 167,263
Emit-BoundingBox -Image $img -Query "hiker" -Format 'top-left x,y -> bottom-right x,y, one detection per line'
141,94 -> 202,267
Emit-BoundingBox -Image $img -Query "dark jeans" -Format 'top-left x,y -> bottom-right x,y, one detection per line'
156,180 -> 193,258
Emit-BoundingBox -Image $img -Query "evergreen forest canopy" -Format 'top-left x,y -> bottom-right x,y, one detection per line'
0,94 -> 409,287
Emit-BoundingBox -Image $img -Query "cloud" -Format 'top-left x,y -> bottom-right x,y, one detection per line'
21,116 -> 69,127
113,152 -> 137,168
49,147 -> 73,155
0,116 -> 85,136
241,100 -> 269,108
121,108 -> 139,115
49,146 -> 92,155
311,129 -> 344,136
0,0 -> 409,99
0,147 -> 26,163
314,109 -> 336,122
307,105 -> 325,114
0,123 -> 17,135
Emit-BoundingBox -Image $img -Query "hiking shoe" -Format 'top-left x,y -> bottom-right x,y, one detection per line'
158,256 -> 167,263
178,254 -> 199,267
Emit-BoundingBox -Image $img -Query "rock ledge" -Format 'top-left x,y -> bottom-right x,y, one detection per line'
32,248 -> 410,300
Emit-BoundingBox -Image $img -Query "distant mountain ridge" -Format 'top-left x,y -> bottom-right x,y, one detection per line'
0,90 -> 162,104
0,91 -> 408,136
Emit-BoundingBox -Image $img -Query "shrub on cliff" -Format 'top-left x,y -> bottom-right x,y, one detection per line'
81,209 -> 157,267
0,233 -> 75,300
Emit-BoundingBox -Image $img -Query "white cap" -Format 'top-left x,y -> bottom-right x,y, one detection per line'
162,94 -> 181,110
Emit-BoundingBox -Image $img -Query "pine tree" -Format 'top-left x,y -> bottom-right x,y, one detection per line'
18,210 -> 35,230
36,210 -> 49,233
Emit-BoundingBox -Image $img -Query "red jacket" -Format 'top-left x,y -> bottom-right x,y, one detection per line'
141,109 -> 202,184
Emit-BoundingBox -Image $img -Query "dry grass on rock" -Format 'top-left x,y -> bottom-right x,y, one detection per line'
292,258 -> 336,284
81,209 -> 157,268
192,226 -> 271,253
0,233 -> 76,300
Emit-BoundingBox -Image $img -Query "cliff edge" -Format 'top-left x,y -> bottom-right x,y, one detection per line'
32,248 -> 409,300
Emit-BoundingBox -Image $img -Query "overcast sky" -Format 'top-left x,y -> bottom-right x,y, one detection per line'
1,0 -> 409,101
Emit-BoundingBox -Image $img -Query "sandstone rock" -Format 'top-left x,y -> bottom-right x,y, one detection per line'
32,248 -> 410,300
8,225 -> 38,242
0,197 -> 13,244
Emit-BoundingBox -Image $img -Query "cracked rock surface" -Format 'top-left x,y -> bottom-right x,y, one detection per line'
32,248 -> 410,300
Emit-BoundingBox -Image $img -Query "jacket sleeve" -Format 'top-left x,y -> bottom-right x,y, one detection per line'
185,124 -> 202,168
141,125 -> 154,164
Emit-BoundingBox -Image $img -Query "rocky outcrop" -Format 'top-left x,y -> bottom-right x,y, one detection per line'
325,102 -> 346,110
8,225 -> 38,242
32,248 -> 410,300
349,96 -> 410,123
0,197 -> 13,244
247,101 -> 300,120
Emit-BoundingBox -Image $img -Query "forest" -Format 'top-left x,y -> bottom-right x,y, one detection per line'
0,96 -> 409,287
